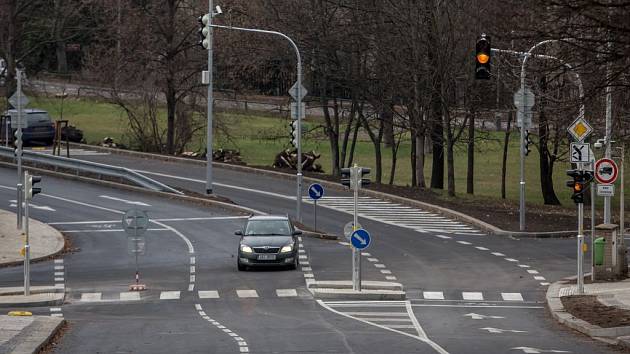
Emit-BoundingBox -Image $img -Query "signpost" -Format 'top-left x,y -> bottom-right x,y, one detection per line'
10,70 -> 28,230
566,116 -> 593,295
514,86 -> 535,232
308,183 -> 324,230
289,81 -> 307,223
123,209 -> 149,290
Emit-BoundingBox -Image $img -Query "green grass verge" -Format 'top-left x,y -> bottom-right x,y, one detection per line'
29,95 -> 629,208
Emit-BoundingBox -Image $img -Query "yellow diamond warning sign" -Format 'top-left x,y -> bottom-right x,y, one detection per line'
568,117 -> 593,142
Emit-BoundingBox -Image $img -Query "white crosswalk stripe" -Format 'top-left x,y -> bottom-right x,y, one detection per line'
74,288 -> 306,302
236,290 -> 259,298
412,291 -> 526,302
160,291 -> 180,300
317,196 -> 483,234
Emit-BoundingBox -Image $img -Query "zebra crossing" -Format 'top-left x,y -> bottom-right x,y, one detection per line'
70,288 -> 310,303
316,196 -> 484,235
407,291 -> 527,302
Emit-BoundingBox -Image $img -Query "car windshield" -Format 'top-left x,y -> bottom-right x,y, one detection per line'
244,220 -> 291,236
27,113 -> 51,124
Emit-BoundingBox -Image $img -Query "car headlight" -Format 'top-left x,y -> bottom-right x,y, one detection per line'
280,244 -> 294,253
240,245 -> 253,253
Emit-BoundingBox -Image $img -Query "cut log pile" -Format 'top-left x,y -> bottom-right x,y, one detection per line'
273,149 -> 323,172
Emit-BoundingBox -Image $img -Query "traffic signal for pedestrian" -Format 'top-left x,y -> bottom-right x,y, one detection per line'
524,130 -> 533,156
359,167 -> 371,187
289,121 -> 298,147
25,173 -> 42,200
197,14 -> 210,49
566,170 -> 588,204
341,168 -> 351,187
475,34 -> 491,80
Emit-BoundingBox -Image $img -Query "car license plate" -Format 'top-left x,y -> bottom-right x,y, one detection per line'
258,254 -> 276,261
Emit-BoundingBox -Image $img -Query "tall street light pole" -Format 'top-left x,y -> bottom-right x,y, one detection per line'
211,23 -> 304,222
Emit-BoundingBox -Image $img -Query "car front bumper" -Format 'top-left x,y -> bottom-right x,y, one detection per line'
238,251 -> 297,267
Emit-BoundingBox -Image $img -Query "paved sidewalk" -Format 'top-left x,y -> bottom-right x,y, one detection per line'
0,315 -> 64,354
0,210 -> 65,267
547,279 -> 630,348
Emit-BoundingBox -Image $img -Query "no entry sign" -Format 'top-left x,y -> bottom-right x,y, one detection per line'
595,158 -> 619,184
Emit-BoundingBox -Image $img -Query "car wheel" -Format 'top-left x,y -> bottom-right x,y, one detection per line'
288,257 -> 298,270
237,261 -> 246,271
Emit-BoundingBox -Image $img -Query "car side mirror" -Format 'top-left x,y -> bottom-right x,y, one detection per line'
234,230 -> 243,236
293,230 -> 303,236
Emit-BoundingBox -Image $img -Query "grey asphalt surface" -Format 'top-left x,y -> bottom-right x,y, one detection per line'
0,152 -> 617,353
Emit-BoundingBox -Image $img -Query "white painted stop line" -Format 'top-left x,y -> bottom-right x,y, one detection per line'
160,291 -> 180,300
462,292 -> 484,301
423,291 -> 445,300
501,293 -> 524,301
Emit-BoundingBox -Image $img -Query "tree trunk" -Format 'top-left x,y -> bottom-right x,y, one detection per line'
467,112 -> 475,194
55,41 -> 68,74
411,125 -> 417,187
416,131 -> 426,189
430,94 -> 444,189
382,108 -> 394,148
538,77 -> 561,205
501,112 -> 513,199
446,118 -> 455,197
166,85 -> 176,154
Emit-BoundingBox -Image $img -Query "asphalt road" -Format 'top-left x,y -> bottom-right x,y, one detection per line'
0,151 -> 618,353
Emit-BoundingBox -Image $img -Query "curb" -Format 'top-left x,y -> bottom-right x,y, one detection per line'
546,280 -> 630,344
67,143 -> 576,238
0,292 -> 65,308
307,280 -> 406,300
1,316 -> 65,354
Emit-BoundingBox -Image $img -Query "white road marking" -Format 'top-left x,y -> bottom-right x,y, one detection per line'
518,264 -> 530,268
160,291 -> 180,300
301,261 -> 309,265
481,327 -> 527,334
386,276 -> 397,280
505,258 -> 519,262
99,195 -> 151,206
374,264 -> 386,268
81,293 -> 102,302
338,241 -> 350,246
49,216 -> 248,225
190,266 -> 195,274
51,313 -> 64,317
195,304 -> 249,353
62,228 -> 169,233
188,284 -> 195,291
276,289 -> 298,297
456,241 -> 472,245
54,272 -> 64,276
527,270 -> 539,274
304,273 -> 315,278
54,259 -> 63,264
190,257 -> 196,265
462,292 -> 484,301
195,304 -> 202,310
475,246 -> 489,251
380,270 -> 392,274
301,267 -> 312,271
534,276 -> 546,281
362,253 -> 372,257
436,235 -> 451,239
299,255 -> 308,260
54,265 -> 64,270
49,308 -> 62,312
54,277 -> 64,282
463,313 -> 505,320
540,282 -> 550,286
423,292 -> 445,300
501,293 -> 524,301
236,290 -> 258,298
367,258 -> 378,262
9,200 -> 56,211
491,252 -> 505,257
510,347 -> 570,353
190,275 -> 196,282
120,292 -> 141,301
198,290 -> 220,299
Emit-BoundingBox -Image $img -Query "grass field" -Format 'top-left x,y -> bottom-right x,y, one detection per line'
30,95 -> 629,208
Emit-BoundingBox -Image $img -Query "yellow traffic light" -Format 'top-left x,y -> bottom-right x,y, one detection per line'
477,53 -> 490,64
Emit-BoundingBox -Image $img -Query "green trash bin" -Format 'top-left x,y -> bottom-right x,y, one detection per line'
594,237 -> 606,266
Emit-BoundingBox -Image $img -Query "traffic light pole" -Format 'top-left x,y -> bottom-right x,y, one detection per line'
23,172 -> 30,296
210,24 -> 303,222
205,0 -> 214,195
16,69 -> 24,230
577,201 -> 585,295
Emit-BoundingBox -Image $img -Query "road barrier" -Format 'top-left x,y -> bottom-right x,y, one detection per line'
0,146 -> 182,195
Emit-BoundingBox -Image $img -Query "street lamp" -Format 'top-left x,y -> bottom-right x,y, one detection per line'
210,23 -> 305,222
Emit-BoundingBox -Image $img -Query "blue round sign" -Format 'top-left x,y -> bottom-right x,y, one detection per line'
350,229 -> 371,250
308,183 -> 324,200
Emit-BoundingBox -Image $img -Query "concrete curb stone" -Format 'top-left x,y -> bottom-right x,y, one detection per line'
0,292 -> 65,308
67,143 -> 576,238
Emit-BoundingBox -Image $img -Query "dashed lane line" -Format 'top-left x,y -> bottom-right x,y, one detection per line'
195,304 -> 249,353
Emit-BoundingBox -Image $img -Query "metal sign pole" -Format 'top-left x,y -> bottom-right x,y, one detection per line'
206,0 -> 214,195
621,147 -> 625,243
134,221 -> 139,284
314,199 -> 317,231
16,70 -> 23,230
352,166 -> 361,291
23,172 -> 30,296
591,160 -> 596,282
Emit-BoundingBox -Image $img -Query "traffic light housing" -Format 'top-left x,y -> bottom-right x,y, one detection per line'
475,34 -> 491,80
359,167 -> 371,187
197,14 -> 210,49
566,169 -> 591,204
524,130 -> 533,156
25,173 -> 42,200
341,168 -> 351,187
289,121 -> 298,147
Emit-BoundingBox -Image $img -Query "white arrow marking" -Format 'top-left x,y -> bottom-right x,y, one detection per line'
310,187 -> 321,198
352,233 -> 367,245
480,327 -> 527,334
511,347 -> 570,353
100,195 -> 151,206
9,200 -> 55,211
463,313 -> 505,320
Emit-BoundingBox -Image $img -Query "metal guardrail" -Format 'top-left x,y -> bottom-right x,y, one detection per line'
0,146 -> 183,195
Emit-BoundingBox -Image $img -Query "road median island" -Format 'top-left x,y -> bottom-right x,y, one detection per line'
0,314 -> 65,354
307,280 -> 406,300
67,142 -> 580,238
547,279 -> 630,349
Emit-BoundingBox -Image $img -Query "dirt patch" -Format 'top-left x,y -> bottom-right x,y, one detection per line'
562,295 -> 630,328
39,320 -> 69,353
